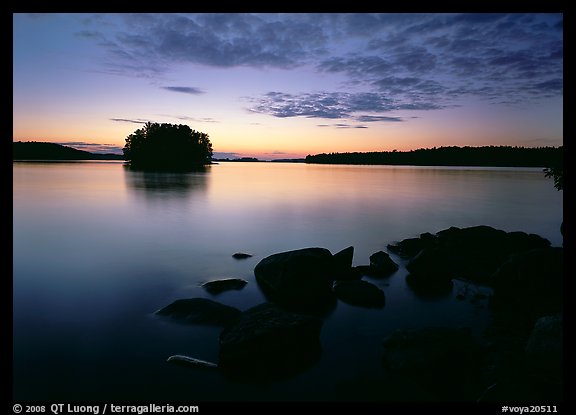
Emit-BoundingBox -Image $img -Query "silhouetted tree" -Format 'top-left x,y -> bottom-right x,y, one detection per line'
542,152 -> 563,239
123,122 -> 213,171
305,146 -> 563,168
544,165 -> 563,191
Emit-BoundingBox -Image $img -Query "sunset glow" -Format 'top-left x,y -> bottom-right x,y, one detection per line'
13,13 -> 563,159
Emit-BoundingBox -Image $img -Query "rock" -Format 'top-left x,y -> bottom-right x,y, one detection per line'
232,252 -> 253,259
490,247 -> 563,319
524,314 -> 563,381
405,246 -> 450,277
405,270 -> 454,297
254,247 -> 337,312
404,247 -> 454,295
201,278 -> 248,295
155,298 -> 242,326
382,326 -> 484,399
352,265 -> 381,278
479,313 -> 564,402
505,231 -> 552,254
387,234 -> 436,258
334,267 -> 364,281
333,246 -> 354,269
332,246 -> 355,280
166,355 -> 218,370
382,326 -> 481,372
218,303 -> 323,380
369,251 -> 399,277
419,231 -> 437,245
401,225 -> 551,285
333,280 -> 385,308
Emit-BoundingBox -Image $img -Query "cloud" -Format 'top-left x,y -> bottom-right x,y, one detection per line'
110,118 -> 149,124
163,115 -> 219,123
78,13 -> 331,75
161,86 -> 205,95
76,13 -> 562,112
248,90 -> 441,124
55,141 -> 124,154
317,13 -> 562,107
333,123 -> 368,128
355,115 -> 403,122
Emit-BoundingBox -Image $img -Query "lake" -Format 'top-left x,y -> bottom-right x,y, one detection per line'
12,161 -> 563,402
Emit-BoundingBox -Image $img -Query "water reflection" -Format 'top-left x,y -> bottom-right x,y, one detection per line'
14,161 -> 563,401
124,165 -> 209,202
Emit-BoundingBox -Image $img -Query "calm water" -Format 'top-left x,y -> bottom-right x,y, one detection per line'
13,161 -> 563,402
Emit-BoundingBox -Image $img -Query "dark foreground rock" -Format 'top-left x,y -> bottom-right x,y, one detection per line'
254,247 -> 338,312
490,247 -> 563,320
156,298 -> 242,326
382,326 -> 485,400
478,312 -> 563,402
218,303 -> 323,380
201,278 -> 248,295
525,314 -> 563,382
382,326 -> 482,371
333,280 -> 385,308
391,225 -> 552,294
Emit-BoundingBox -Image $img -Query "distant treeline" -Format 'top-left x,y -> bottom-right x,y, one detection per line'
305,146 -> 563,167
13,141 -> 124,161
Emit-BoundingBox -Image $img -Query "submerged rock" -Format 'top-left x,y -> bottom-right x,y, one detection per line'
333,280 -> 385,308
155,298 -> 242,327
254,247 -> 337,312
201,278 -> 248,295
167,355 -> 218,370
218,303 -> 323,380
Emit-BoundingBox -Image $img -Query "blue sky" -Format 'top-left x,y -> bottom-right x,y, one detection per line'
13,13 -> 563,159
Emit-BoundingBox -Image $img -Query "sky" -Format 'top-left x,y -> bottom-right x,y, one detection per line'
13,13 -> 563,160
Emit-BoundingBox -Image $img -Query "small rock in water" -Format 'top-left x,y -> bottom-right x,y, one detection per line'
369,251 -> 399,277
201,278 -> 248,295
233,253 -> 253,259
